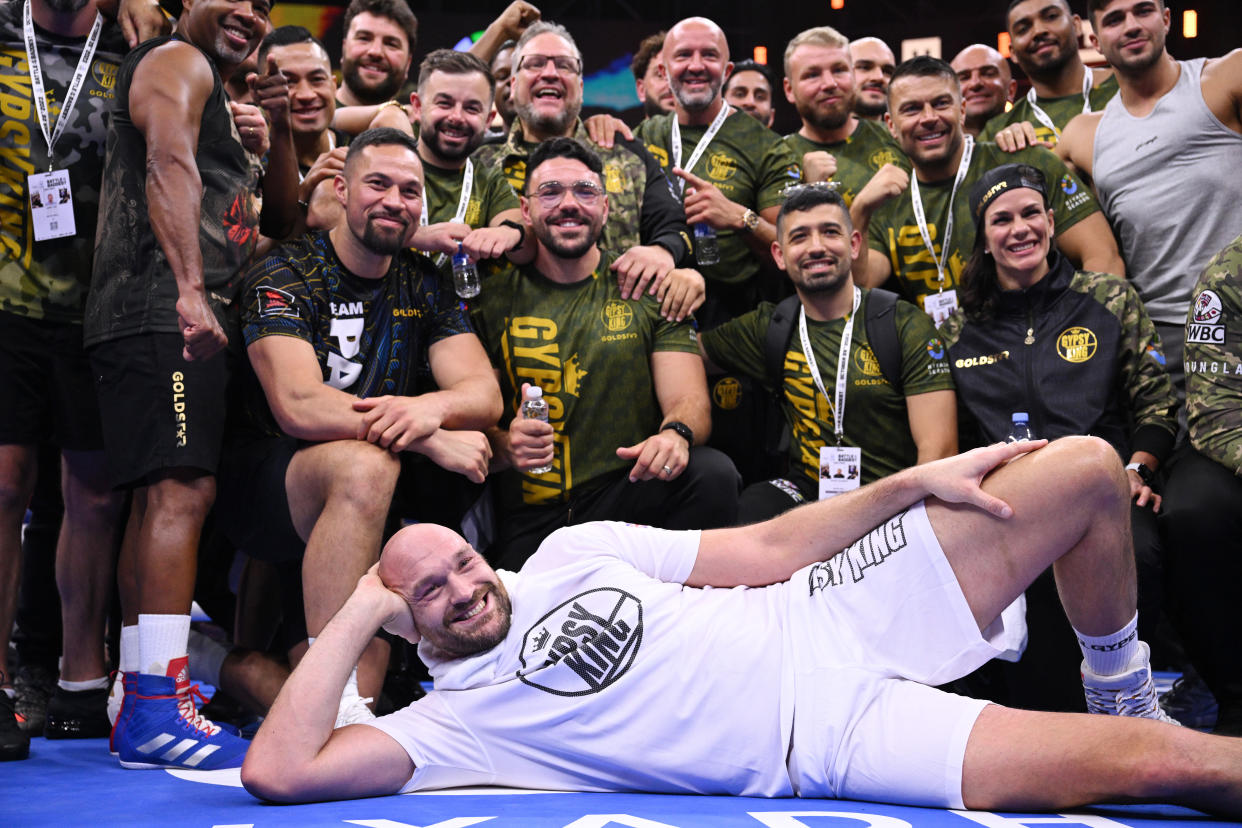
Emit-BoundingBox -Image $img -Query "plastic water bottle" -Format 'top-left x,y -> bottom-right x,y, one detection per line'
1007,412 -> 1034,442
693,222 -> 719,266
451,242 -> 480,298
521,385 -> 552,474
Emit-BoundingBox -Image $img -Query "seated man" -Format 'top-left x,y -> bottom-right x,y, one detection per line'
472,138 -> 740,570
700,185 -> 956,523
215,128 -> 502,725
241,436 -> 1242,817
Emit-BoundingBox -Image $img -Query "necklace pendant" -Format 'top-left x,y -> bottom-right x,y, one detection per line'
1024,327 -> 1035,346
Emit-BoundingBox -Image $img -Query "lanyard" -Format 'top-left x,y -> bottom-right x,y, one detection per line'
670,102 -> 730,196
910,134 -> 974,292
420,158 -> 474,266
1024,67 -> 1095,139
23,0 -> 102,169
798,287 -> 861,445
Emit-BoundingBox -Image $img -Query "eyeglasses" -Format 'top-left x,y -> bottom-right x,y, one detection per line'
532,180 -> 604,208
517,54 -> 583,76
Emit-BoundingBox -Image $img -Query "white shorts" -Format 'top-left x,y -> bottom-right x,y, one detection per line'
784,501 -> 1027,809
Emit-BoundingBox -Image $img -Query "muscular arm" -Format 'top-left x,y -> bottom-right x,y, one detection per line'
248,335 -> 367,441
242,571 -> 414,803
1056,212 -> 1126,278
424,333 -> 505,431
615,350 -> 711,481
906,389 -> 958,464
687,440 -> 1045,588
1055,113 -> 1101,186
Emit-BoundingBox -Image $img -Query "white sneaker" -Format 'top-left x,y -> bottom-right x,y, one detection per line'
334,692 -> 376,729
1081,641 -> 1181,725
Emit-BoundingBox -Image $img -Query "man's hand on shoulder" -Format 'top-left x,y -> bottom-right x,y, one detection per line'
992,120 -> 1051,153
353,396 -> 443,452
585,113 -> 633,149
653,267 -> 704,321
612,244 -> 675,300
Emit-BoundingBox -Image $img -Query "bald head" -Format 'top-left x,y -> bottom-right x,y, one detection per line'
951,43 -> 1015,134
377,524 -> 469,595
849,36 -> 895,119
663,16 -> 731,117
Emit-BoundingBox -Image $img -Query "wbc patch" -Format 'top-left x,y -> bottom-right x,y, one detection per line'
1187,289 -> 1225,345
256,285 -> 299,319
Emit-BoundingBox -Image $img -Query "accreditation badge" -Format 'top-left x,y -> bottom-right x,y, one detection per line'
923,289 -> 959,326
819,445 -> 862,500
28,169 -> 75,241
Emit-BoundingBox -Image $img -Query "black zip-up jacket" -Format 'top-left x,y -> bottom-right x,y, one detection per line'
938,252 -> 1176,462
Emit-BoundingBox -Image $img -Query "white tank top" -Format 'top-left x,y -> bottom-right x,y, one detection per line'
1094,58 -> 1242,324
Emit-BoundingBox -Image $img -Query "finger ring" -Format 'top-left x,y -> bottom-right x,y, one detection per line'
661,465 -> 673,475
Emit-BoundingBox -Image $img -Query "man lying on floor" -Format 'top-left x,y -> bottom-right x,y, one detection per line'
241,437 -> 1242,816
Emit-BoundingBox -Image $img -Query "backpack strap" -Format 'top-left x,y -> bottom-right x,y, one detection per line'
763,294 -> 803,384
863,288 -> 904,394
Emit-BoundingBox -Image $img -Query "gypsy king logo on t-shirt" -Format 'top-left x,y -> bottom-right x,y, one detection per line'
518,587 -> 643,697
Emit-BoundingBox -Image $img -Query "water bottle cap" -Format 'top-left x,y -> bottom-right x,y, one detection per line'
1012,412 -> 1029,423
524,385 -> 543,400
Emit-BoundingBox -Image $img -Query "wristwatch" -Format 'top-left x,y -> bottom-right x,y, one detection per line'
660,421 -> 694,445
740,208 -> 760,232
1125,462 -> 1154,486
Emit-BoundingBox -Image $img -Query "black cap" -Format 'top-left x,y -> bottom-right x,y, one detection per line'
968,163 -> 1048,225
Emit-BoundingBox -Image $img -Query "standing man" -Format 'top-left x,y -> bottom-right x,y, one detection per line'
631,31 -> 675,121
780,26 -> 907,206
1057,0 -> 1242,396
850,36 -> 896,122
852,56 -> 1122,321
635,16 -> 802,326
474,139 -> 739,571
981,0 -> 1117,146
699,186 -> 956,522
217,128 -> 501,729
724,59 -> 777,129
84,0 -> 295,770
473,21 -> 691,303
486,40 -> 518,139
335,0 -> 416,108
0,0 -> 129,760
950,44 -> 1016,137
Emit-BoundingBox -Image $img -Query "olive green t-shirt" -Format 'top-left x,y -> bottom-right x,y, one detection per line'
979,74 -> 1120,146
782,118 -> 909,207
473,252 -> 700,507
1185,233 -> 1242,474
700,290 -> 954,488
636,109 -> 802,286
418,159 -> 519,276
867,141 -> 1098,312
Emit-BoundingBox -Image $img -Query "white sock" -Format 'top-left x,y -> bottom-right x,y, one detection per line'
1075,612 -> 1140,676
187,629 -> 230,686
120,624 -> 139,674
58,676 -> 109,693
138,613 -> 191,677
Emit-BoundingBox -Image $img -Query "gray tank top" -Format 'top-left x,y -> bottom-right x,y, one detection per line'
1094,58 -> 1242,325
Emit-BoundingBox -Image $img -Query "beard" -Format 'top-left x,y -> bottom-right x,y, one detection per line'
514,96 -> 580,138
533,206 -> 603,259
425,582 -> 513,659
422,119 -> 485,164
792,255 -> 852,294
361,212 -> 411,254
797,94 -> 853,133
342,56 -> 405,105
44,0 -> 90,13
671,72 -> 722,112
854,95 -> 888,118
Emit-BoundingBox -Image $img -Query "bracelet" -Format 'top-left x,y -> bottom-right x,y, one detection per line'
660,421 -> 694,445
499,219 -> 526,252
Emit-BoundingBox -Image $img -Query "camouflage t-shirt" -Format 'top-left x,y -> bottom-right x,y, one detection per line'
0,8 -> 127,323
979,74 -> 1120,147
782,118 -> 909,207
700,290 -> 954,489
867,141 -> 1098,312
1185,233 -> 1242,474
472,252 -> 699,507
636,108 -> 803,286
418,157 -> 519,276
471,120 -> 690,264
235,230 -> 472,439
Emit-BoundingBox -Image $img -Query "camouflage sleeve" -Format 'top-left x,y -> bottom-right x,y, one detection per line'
1021,145 -> 1098,235
239,253 -> 315,346
621,136 -> 691,265
895,299 -> 955,395
698,305 -> 775,385
650,296 -> 702,355
1186,236 -> 1242,474
1078,270 -> 1178,462
755,137 -> 803,211
479,163 -> 519,222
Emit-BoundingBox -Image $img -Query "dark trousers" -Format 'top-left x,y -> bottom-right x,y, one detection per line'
488,446 -> 741,572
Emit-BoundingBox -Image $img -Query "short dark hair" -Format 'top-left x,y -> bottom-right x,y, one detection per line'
342,0 -> 418,53
259,25 -> 326,68
344,127 -> 420,173
1085,0 -> 1162,19
725,59 -> 775,94
888,55 -> 959,101
632,31 -> 666,81
777,184 -> 852,236
525,138 -> 604,194
417,48 -> 495,97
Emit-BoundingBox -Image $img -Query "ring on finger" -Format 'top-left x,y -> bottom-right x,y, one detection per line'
661,465 -> 673,475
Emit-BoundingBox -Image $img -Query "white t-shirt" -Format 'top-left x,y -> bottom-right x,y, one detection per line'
367,521 -> 797,797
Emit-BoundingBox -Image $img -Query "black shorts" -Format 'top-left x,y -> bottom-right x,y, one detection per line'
89,332 -> 232,488
215,435 -> 306,564
0,310 -> 104,450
